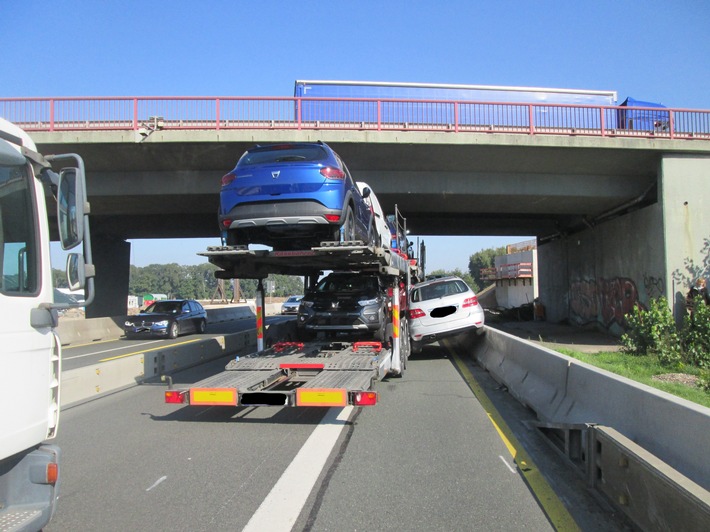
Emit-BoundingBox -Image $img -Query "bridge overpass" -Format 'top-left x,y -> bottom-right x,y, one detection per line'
5,96 -> 710,329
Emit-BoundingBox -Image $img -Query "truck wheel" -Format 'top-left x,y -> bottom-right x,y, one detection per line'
168,321 -> 179,339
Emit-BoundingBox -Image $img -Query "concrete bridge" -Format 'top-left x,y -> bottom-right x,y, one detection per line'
25,111 -> 710,330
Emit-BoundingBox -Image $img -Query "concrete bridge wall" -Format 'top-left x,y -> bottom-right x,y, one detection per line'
539,154 -> 710,332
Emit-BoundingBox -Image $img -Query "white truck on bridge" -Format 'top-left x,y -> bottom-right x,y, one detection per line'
0,118 -> 93,531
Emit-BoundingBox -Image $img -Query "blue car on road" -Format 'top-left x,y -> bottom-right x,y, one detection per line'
219,142 -> 374,250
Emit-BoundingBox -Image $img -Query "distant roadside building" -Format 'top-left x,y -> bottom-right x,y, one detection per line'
481,240 -> 539,311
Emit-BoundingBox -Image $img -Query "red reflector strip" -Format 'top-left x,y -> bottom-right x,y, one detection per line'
353,341 -> 382,352
273,342 -> 305,352
280,363 -> 325,370
164,390 -> 186,404
46,462 -> 59,485
352,391 -> 378,406
272,250 -> 317,257
325,214 -> 340,222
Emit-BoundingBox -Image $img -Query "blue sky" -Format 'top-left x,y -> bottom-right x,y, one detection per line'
5,1 -> 709,271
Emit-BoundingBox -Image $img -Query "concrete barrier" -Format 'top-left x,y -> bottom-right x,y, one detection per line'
57,304 -> 256,346
60,319 -> 294,407
472,326 -> 710,492
479,328 -> 569,421
556,359 -> 710,489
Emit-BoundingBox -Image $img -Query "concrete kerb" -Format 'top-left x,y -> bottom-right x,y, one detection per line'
470,326 -> 710,493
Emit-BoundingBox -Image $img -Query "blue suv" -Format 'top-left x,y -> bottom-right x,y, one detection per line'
219,142 -> 374,250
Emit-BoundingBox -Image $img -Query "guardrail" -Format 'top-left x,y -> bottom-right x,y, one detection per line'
472,327 -> 710,529
2,96 -> 709,140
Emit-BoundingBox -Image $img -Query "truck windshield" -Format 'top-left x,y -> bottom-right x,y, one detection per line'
0,162 -> 38,295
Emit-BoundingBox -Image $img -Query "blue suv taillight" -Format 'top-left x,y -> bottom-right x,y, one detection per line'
320,167 -> 345,179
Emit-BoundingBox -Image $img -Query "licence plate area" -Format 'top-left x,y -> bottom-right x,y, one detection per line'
430,305 -> 457,318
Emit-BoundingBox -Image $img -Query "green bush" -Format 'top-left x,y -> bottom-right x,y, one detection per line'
682,297 -> 710,368
698,370 -> 710,392
622,296 -> 710,370
621,297 -> 683,366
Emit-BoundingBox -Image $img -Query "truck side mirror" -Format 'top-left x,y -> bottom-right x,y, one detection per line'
57,168 -> 85,250
66,253 -> 86,291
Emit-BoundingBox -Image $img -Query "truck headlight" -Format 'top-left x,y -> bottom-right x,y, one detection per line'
358,298 -> 378,307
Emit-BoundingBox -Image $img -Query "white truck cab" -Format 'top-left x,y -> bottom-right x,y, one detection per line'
0,117 -> 93,531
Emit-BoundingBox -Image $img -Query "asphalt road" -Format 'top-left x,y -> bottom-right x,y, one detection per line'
46,340 -> 632,531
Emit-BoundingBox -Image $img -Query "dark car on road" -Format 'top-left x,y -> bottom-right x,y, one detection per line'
219,142 -> 374,250
124,299 -> 207,339
297,272 -> 389,341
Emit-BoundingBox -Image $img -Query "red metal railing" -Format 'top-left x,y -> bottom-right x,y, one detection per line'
481,263 -> 534,281
1,96 -> 709,140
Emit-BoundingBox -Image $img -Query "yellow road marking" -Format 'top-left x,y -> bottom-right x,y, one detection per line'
444,340 -> 580,532
99,338 -> 202,362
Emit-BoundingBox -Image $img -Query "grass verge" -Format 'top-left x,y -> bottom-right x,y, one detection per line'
555,348 -> 710,409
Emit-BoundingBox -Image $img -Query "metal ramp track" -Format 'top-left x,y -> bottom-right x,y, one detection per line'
301,369 -> 375,390
191,369 -> 283,392
200,242 -> 409,278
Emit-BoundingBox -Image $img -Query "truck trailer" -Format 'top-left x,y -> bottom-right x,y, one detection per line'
294,80 -> 619,130
0,118 -> 94,531
164,241 -> 417,408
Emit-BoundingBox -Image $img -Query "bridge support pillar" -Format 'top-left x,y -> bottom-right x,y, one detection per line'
85,235 -> 131,319
659,154 -> 710,322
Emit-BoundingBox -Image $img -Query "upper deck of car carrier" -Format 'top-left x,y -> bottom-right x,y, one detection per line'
200,241 -> 413,279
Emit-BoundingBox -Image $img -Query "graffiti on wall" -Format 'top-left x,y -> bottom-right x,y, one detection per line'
569,277 -> 649,329
644,275 -> 664,299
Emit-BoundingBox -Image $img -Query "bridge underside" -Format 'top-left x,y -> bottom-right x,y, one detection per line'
36,131 -> 668,242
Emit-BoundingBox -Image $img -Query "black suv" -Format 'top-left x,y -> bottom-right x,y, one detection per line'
297,272 -> 388,341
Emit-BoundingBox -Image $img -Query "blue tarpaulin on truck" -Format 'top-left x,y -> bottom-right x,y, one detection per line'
617,97 -> 669,131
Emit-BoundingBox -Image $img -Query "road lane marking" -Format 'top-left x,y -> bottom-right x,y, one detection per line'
242,406 -> 353,532
444,341 -> 580,532
99,338 -> 202,362
499,455 -> 517,473
63,340 -> 163,360
146,476 -> 167,491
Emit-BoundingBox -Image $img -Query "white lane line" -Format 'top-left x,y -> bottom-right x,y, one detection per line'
242,406 -> 353,532
499,455 -> 517,473
146,476 -> 167,491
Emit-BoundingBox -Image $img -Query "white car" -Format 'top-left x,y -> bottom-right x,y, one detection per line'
408,276 -> 485,352
356,181 -> 392,249
281,295 -> 304,314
